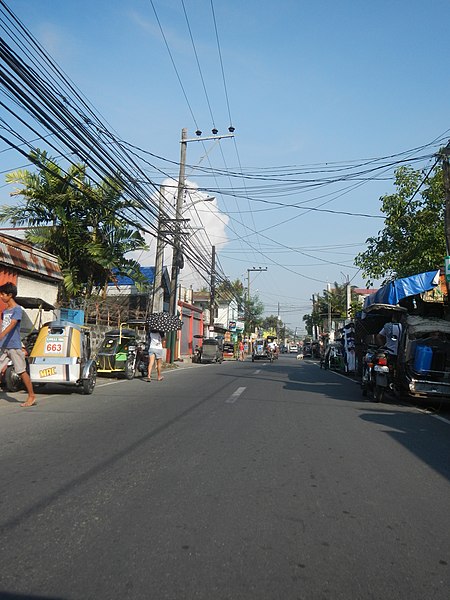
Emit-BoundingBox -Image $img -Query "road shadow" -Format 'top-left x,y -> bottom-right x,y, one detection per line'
0,390 -> 26,404
216,359 -> 365,404
0,593 -> 66,600
360,407 -> 450,483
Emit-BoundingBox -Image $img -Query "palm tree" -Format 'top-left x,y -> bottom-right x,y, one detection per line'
2,150 -> 148,302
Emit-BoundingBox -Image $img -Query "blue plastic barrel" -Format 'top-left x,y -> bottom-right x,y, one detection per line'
414,345 -> 433,374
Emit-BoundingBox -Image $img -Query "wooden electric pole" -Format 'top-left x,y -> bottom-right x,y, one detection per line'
441,146 -> 450,254
169,128 -> 187,316
150,185 -> 166,315
209,245 -> 216,333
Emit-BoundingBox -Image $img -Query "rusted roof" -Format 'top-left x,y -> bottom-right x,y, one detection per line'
0,233 -> 62,281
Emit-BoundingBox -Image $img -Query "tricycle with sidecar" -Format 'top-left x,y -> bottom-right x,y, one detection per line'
96,324 -> 138,379
28,320 -> 97,394
193,336 -> 223,364
396,315 -> 450,401
252,338 -> 273,362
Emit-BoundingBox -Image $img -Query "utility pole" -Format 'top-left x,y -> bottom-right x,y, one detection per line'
312,294 -> 318,340
209,245 -> 216,334
169,128 -> 187,316
167,128 -> 187,364
167,128 -> 234,361
150,185 -> 166,315
247,267 -> 267,303
346,277 -> 351,319
327,282 -> 332,339
441,146 -> 450,254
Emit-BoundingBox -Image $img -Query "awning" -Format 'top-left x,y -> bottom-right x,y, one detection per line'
16,296 -> 55,310
363,270 -> 440,311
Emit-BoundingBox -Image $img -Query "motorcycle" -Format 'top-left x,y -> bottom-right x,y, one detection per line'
192,344 -> 202,363
361,344 -> 377,398
136,341 -> 149,377
372,348 -> 395,402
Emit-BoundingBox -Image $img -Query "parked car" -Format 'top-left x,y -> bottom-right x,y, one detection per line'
289,344 -> 298,353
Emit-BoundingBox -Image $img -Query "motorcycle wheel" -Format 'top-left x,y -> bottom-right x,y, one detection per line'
81,366 -> 96,395
374,385 -> 385,403
124,358 -> 135,380
5,365 -> 23,392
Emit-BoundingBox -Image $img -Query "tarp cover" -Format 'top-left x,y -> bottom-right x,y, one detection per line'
363,270 -> 440,310
407,315 -> 450,336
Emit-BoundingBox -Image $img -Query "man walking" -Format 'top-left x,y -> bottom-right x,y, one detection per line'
0,282 -> 35,407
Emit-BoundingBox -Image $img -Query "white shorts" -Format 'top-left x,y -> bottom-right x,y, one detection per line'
149,347 -> 164,360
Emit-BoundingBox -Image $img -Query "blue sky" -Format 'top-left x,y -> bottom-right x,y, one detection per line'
1,0 -> 449,332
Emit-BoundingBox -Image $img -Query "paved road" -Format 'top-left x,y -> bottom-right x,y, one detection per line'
0,356 -> 449,599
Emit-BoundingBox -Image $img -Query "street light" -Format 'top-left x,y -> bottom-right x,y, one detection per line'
183,195 -> 215,211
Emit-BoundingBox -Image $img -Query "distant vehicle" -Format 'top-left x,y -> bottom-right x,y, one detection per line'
280,344 -> 288,353
223,342 -> 235,360
200,338 -> 223,364
289,344 -> 298,353
303,343 -> 312,357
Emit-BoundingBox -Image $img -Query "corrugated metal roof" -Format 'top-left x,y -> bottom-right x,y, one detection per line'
108,267 -> 171,290
112,266 -> 155,286
0,234 -> 62,281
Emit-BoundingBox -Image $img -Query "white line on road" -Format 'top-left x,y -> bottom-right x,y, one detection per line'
253,370 -> 261,374
430,414 -> 450,425
226,386 -> 246,404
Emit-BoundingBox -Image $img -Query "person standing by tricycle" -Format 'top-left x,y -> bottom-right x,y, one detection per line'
145,330 -> 165,382
0,282 -> 35,407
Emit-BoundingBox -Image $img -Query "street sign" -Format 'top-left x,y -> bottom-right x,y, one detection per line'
445,256 -> 450,282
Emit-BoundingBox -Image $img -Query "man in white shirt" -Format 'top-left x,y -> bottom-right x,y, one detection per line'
376,319 -> 402,356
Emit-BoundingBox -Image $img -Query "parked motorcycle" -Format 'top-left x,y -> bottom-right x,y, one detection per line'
372,348 -> 395,402
361,344 -> 377,398
192,344 -> 202,363
135,342 -> 149,377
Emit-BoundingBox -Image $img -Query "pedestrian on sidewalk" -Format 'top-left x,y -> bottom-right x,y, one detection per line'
0,282 -> 35,407
238,340 -> 245,361
145,330 -> 165,382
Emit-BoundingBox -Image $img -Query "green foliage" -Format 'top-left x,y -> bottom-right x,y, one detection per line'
216,279 -> 244,304
244,294 -> 264,334
354,166 -> 445,286
2,150 -> 149,302
261,315 -> 280,331
302,313 -> 314,336
303,282 -> 359,334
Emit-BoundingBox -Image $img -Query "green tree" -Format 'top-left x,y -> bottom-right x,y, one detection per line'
303,282 -> 359,334
261,315 -> 280,333
245,294 -> 264,335
355,165 -> 445,286
2,150 -> 148,302
216,278 -> 245,305
302,313 -> 313,336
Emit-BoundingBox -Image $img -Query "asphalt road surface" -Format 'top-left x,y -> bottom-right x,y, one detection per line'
0,355 -> 449,599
